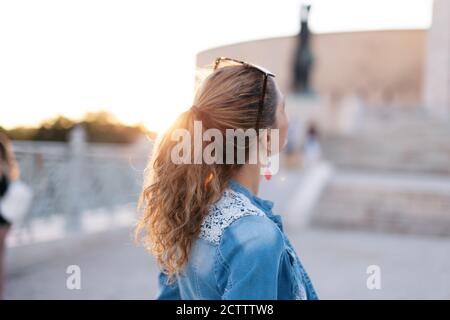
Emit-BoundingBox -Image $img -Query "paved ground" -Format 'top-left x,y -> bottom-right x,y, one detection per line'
4,167 -> 450,299
5,225 -> 450,299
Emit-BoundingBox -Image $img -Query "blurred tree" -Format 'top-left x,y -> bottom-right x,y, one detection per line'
81,111 -> 145,144
2,111 -> 153,144
34,115 -> 75,141
1,126 -> 36,141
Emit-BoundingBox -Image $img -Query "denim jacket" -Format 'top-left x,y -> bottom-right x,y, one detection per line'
156,180 -> 318,300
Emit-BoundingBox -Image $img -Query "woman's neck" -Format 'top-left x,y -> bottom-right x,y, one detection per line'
233,164 -> 261,195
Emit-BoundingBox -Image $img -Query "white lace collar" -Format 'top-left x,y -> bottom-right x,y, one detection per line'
199,188 -> 265,245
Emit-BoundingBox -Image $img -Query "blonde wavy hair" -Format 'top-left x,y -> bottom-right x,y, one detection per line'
135,61 -> 279,282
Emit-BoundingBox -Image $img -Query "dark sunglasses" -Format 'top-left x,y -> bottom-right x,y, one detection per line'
213,57 -> 275,131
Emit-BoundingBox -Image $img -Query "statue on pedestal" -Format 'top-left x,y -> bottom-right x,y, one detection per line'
293,4 -> 314,94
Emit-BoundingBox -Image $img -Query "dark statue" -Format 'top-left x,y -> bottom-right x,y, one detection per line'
293,4 -> 314,93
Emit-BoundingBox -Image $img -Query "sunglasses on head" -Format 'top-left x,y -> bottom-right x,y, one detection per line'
213,57 -> 276,131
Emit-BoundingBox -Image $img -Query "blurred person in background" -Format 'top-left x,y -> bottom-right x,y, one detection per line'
136,57 -> 318,300
303,123 -> 322,167
0,133 -> 20,299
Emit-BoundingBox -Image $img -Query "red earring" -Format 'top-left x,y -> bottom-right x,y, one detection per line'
264,168 -> 272,181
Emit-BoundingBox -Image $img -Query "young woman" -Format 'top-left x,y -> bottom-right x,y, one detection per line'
0,133 -> 19,299
136,57 -> 318,300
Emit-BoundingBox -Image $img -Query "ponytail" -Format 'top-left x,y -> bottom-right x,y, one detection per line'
136,109 -> 237,282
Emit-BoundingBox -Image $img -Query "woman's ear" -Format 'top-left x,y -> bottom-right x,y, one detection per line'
257,129 -> 269,150
263,127 -> 281,158
266,129 -> 272,155
257,129 -> 271,166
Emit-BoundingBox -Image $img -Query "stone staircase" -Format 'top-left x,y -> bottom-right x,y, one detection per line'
312,171 -> 450,236
320,108 -> 450,175
312,107 -> 450,236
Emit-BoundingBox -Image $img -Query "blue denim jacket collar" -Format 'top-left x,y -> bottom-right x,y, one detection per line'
228,179 -> 284,232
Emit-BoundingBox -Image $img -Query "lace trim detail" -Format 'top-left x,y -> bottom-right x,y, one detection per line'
199,188 -> 265,245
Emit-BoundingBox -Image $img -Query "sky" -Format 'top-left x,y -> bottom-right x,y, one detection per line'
0,0 -> 433,133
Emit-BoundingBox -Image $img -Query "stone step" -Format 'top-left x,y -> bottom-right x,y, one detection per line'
312,171 -> 450,237
319,116 -> 450,174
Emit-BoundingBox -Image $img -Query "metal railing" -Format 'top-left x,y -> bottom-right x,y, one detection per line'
8,127 -> 152,245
